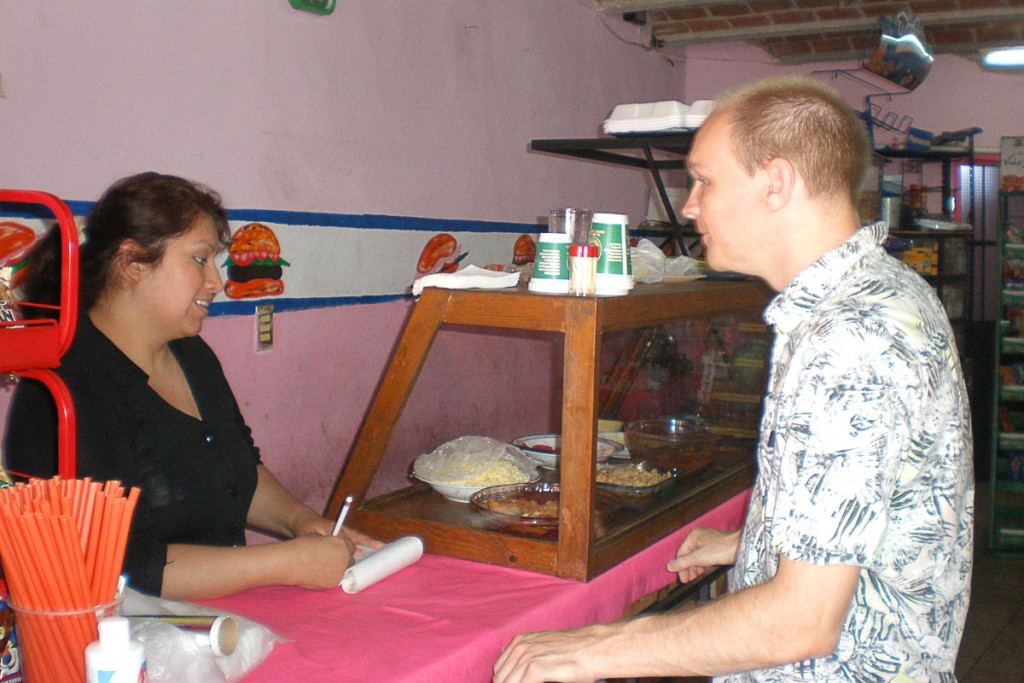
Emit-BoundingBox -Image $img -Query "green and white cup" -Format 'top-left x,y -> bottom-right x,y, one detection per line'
590,213 -> 634,296
528,233 -> 571,294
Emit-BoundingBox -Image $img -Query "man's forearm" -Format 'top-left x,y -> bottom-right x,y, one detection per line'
496,557 -> 860,682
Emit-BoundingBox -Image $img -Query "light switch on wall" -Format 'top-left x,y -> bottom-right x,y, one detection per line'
256,304 -> 273,351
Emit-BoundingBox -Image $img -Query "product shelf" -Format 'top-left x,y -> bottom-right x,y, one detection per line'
998,431 -> 1024,450
989,188 -> 1024,556
1001,336 -> 1024,355
1000,385 -> 1024,402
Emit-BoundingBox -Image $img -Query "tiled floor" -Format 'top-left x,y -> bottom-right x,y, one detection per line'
955,482 -> 1024,682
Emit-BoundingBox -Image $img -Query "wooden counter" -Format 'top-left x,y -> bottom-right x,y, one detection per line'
209,490 -> 752,683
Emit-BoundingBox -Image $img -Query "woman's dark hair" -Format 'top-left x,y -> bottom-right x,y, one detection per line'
22,173 -> 230,314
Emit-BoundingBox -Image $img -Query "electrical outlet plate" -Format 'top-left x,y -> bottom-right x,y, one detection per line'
256,304 -> 273,351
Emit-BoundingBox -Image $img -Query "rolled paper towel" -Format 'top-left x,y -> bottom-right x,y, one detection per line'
341,536 -> 424,594
131,614 -> 239,656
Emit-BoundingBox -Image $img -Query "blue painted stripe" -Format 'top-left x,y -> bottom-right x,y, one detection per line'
0,200 -> 92,220
1,199 -> 540,234
209,292 -> 410,316
226,209 -> 539,234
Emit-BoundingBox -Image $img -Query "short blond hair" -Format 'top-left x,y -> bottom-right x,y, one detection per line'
710,76 -> 872,202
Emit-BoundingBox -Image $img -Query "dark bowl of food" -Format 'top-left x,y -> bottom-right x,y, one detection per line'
470,481 -> 619,528
471,482 -> 563,527
624,416 -> 716,475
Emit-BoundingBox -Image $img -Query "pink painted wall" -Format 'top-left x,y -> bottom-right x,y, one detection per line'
202,303 -> 561,513
677,42 -> 1023,153
0,2 -> 684,224
3,4 -> 1023,523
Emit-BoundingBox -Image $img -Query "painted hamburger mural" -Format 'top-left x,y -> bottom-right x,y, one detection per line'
222,223 -> 289,299
415,233 -> 466,279
0,222 -> 38,290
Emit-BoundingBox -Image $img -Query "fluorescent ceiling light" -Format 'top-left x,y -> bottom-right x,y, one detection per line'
983,46 -> 1024,67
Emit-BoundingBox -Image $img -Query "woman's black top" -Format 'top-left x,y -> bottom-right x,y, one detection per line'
4,316 -> 260,595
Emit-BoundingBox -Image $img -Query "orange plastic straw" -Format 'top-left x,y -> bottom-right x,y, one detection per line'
96,496 -> 124,603
104,489 -> 139,602
76,480 -> 98,553
84,486 -> 109,592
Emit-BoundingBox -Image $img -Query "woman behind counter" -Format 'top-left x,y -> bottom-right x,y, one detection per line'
4,172 -> 377,600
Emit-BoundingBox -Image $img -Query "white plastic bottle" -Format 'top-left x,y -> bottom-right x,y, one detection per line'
85,616 -> 147,683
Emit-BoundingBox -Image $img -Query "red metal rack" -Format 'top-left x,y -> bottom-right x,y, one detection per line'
1,189 -> 79,479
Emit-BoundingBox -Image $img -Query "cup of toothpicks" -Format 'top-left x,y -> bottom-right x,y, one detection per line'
0,477 -> 140,683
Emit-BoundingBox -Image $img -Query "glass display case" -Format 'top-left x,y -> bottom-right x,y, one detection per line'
328,280 -> 772,581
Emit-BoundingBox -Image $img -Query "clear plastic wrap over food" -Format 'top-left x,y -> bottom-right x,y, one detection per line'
630,238 -> 700,284
413,436 -> 534,486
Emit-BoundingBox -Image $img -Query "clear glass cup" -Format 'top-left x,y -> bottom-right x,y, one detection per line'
548,208 -> 593,246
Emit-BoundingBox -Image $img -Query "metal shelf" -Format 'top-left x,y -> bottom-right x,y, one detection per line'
530,133 -> 697,254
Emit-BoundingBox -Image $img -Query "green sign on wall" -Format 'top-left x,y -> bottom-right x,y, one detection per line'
289,0 -> 335,16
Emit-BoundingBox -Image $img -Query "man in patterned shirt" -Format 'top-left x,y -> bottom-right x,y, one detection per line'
494,76 -> 973,683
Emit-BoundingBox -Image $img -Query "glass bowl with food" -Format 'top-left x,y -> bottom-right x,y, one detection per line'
510,433 -> 626,470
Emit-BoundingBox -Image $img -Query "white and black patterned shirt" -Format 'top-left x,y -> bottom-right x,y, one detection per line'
719,223 -> 974,683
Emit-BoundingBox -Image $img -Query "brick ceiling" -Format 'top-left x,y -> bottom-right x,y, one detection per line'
595,0 -> 1024,64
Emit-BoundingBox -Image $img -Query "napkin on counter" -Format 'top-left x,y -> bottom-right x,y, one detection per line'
411,265 -> 520,296
340,536 -> 424,594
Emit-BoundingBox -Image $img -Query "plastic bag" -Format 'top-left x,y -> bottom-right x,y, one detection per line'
122,587 -> 286,683
412,436 -> 533,483
630,238 -> 699,283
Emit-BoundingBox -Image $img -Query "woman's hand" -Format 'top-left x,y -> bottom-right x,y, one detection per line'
667,528 -> 740,583
282,533 -> 357,590
248,466 -> 384,553
342,527 -> 385,556
291,510 -> 384,558
291,509 -> 335,537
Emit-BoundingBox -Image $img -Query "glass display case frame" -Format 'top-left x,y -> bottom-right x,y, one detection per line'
327,280 -> 772,581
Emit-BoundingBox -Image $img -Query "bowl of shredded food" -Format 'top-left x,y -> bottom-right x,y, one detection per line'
596,460 -> 681,495
412,436 -> 539,503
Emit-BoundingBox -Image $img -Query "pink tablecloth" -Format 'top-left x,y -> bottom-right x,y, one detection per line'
202,489 -> 751,683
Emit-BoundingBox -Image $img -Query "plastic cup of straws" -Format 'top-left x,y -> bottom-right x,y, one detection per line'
7,595 -> 122,683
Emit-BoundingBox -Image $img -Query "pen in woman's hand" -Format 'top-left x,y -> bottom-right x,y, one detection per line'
332,495 -> 354,536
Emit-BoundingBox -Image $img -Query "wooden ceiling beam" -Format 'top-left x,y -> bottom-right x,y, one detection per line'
599,4 -> 1024,46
